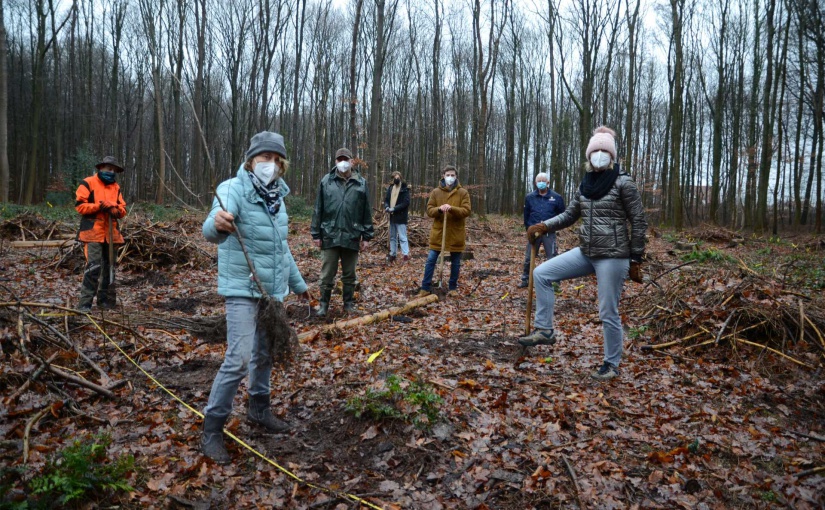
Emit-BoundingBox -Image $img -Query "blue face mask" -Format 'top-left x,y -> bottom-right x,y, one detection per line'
536,181 -> 548,191
98,171 -> 116,184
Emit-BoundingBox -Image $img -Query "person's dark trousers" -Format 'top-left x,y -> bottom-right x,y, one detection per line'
319,246 -> 359,299
420,249 -> 462,291
521,233 -> 557,284
78,242 -> 115,308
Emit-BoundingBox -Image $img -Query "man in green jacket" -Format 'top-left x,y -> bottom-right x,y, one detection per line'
311,148 -> 375,316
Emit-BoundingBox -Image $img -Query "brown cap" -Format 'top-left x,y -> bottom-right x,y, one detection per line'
95,156 -> 125,173
335,148 -> 353,160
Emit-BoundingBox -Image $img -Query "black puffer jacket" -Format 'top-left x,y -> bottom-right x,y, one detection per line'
543,172 -> 647,259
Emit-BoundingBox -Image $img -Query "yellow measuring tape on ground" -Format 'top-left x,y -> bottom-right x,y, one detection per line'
80,313 -> 385,510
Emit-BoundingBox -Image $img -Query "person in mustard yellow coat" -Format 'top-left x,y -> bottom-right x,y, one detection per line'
417,165 -> 472,298
74,156 -> 127,311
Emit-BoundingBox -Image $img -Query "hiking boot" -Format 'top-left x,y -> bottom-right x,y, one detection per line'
402,255 -> 410,263
77,303 -> 92,313
201,414 -> 231,464
387,255 -> 396,264
447,290 -> 459,298
416,290 -> 431,298
591,362 -> 619,381
247,394 -> 290,433
518,329 -> 556,347
518,280 -> 529,289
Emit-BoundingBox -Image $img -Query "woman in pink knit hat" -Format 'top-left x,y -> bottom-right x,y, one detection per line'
520,126 -> 648,381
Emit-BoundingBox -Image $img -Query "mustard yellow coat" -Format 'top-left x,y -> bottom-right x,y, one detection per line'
426,180 -> 472,252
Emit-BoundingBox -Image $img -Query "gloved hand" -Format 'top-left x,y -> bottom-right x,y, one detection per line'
388,207 -> 394,213
100,200 -> 117,212
526,223 -> 549,242
629,261 -> 643,283
384,207 -> 390,212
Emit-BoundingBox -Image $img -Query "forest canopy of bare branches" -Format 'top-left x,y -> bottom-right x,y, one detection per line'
1,0 -> 823,233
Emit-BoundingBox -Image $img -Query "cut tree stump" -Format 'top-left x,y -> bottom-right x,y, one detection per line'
298,294 -> 439,341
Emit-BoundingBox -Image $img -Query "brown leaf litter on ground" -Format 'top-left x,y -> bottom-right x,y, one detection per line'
0,212 -> 823,509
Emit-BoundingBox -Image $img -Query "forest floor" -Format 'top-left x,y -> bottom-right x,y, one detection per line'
0,210 -> 823,509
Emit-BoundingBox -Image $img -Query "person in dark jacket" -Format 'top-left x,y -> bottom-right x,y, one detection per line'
520,172 -> 565,288
522,126 -> 648,381
311,148 -> 375,316
74,156 -> 127,311
382,171 -> 410,263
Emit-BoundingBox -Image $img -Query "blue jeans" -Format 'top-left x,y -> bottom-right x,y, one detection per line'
389,223 -> 409,257
204,297 -> 272,418
521,233 -> 557,283
421,249 -> 461,291
532,247 -> 629,367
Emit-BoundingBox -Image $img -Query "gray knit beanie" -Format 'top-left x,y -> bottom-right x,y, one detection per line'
245,131 -> 287,160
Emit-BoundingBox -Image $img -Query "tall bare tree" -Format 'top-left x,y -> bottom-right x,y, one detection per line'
471,0 -> 509,214
668,0 -> 687,229
0,0 -> 9,203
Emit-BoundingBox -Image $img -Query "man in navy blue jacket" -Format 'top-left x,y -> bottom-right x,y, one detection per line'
520,172 -> 565,288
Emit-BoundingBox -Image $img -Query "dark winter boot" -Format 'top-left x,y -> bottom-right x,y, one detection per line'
247,394 -> 290,433
342,285 -> 356,313
201,414 -> 231,464
317,290 -> 331,317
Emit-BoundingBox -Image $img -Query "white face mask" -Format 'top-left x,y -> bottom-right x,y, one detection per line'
589,151 -> 611,170
444,176 -> 456,186
253,161 -> 277,184
336,160 -> 351,173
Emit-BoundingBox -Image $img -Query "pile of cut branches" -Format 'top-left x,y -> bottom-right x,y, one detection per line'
371,213 -> 431,251
116,216 -> 215,271
0,214 -> 72,242
633,263 -> 825,369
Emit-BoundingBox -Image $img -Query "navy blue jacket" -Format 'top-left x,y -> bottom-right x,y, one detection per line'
523,189 -> 565,227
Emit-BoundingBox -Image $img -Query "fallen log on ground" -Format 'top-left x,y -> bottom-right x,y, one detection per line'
10,239 -> 76,248
298,293 -> 439,341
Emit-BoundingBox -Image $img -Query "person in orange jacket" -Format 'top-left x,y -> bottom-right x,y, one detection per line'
75,156 -> 127,311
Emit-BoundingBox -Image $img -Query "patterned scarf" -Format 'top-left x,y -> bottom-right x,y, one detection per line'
248,173 -> 282,215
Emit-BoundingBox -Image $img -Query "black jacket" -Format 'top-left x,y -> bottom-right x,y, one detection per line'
382,182 -> 410,225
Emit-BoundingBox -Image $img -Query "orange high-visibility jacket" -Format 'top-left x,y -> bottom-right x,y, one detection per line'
75,174 -> 127,243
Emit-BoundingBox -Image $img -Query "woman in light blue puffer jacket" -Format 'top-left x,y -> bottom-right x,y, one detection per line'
200,131 -> 310,464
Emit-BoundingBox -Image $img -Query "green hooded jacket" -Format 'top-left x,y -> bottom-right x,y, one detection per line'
311,168 -> 375,251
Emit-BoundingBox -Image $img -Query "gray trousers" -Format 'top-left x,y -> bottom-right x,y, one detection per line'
532,247 -> 629,367
204,297 -> 272,419
319,247 -> 359,296
521,233 -> 557,282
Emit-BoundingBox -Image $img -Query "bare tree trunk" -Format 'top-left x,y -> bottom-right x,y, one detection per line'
755,0 -> 776,233
368,0 -> 386,194
140,0 -> 167,204
349,0 -> 364,155
430,0 -> 442,183
0,0 -> 9,203
623,0 -> 641,174
668,0 -> 685,229
192,0 -> 207,190
23,1 -> 48,204
472,0 -> 509,215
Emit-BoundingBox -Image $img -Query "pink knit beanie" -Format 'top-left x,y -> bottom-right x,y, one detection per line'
585,126 -> 617,160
